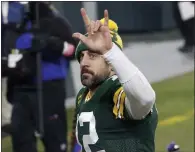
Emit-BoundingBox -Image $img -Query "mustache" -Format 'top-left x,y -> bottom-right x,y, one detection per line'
81,68 -> 93,75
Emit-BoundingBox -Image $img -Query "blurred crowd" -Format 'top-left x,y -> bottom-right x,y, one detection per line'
1,1 -> 194,152
2,2 -> 77,152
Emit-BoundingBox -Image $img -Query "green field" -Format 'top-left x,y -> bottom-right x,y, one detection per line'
2,72 -> 194,152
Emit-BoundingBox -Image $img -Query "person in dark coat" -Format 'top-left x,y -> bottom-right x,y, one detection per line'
172,2 -> 194,52
3,2 -> 77,152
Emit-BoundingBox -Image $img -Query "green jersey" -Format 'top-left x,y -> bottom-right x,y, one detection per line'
75,75 -> 158,152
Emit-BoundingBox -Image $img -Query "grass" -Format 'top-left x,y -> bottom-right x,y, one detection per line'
2,72 -> 194,152
154,72 -> 194,152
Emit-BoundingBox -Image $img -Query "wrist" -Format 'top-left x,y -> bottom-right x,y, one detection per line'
103,43 -> 120,57
102,42 -> 114,55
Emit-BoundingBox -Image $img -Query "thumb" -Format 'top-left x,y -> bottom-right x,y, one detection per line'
72,33 -> 87,44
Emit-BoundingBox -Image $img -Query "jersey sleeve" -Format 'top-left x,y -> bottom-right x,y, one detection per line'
112,81 -> 155,120
75,87 -> 86,110
113,86 -> 126,119
110,78 -> 128,119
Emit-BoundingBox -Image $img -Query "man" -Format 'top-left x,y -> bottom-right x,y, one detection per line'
172,2 -> 195,52
4,2 -> 76,152
1,1 -> 23,133
71,8 -> 158,152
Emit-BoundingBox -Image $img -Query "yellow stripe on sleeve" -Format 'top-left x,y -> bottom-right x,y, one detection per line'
118,91 -> 126,118
113,87 -> 126,119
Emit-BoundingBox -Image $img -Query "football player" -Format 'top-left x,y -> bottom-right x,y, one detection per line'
71,8 -> 158,152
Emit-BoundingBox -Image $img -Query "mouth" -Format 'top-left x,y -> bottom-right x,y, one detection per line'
81,69 -> 93,75
81,73 -> 93,80
82,72 -> 91,75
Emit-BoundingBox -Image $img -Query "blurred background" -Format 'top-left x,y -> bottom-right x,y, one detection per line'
1,1 -> 194,152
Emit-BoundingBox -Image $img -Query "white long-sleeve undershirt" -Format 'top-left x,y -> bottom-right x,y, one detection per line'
103,43 -> 156,120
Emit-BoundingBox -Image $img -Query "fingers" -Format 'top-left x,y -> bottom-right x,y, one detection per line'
81,8 -> 90,26
94,20 -> 101,32
90,21 -> 95,35
81,8 -> 91,32
104,9 -> 109,26
91,20 -> 101,34
80,8 -> 110,39
89,20 -> 101,35
72,32 -> 87,44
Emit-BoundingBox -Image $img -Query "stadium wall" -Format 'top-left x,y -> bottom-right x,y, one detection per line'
53,1 -> 176,34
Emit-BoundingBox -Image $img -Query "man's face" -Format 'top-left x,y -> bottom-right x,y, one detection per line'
79,50 -> 111,89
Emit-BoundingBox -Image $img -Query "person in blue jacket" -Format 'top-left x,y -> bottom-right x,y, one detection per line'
4,2 -> 77,152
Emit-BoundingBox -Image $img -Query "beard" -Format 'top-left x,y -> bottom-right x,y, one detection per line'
80,71 -> 109,89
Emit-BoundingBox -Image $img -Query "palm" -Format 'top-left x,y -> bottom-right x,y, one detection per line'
73,8 -> 113,54
85,29 -> 111,52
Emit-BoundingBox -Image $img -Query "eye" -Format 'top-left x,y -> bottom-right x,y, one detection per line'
79,53 -> 84,62
89,53 -> 95,58
89,53 -> 97,59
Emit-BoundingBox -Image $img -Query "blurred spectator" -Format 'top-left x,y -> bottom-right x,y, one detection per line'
1,1 -> 21,133
1,77 -> 12,131
2,2 -> 76,152
172,2 -> 195,53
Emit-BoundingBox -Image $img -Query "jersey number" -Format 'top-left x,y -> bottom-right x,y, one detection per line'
76,112 -> 105,152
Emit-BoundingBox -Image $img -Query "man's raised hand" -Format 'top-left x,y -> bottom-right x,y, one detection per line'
73,8 -> 113,54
